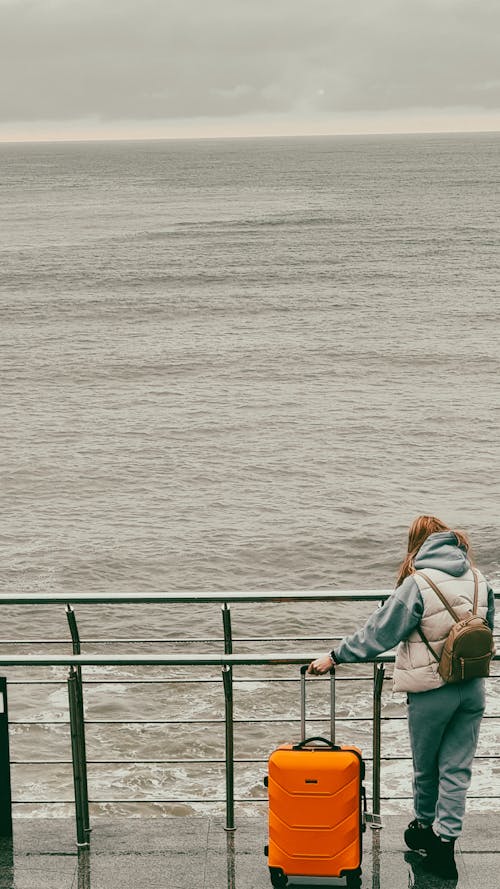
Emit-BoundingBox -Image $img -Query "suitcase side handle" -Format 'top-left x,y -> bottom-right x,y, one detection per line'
293,736 -> 341,751
300,664 -> 335,744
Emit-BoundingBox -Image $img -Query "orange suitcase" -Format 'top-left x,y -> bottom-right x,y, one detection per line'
265,665 -> 365,888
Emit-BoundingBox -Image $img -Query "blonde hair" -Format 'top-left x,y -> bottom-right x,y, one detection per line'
395,515 -> 472,588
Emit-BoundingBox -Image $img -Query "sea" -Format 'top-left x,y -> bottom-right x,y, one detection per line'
1,132 -> 499,818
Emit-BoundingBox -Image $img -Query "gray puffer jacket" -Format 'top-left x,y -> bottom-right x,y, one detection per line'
332,532 -> 495,693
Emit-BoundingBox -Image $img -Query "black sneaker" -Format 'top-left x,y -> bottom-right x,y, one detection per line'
404,819 -> 435,852
422,835 -> 458,880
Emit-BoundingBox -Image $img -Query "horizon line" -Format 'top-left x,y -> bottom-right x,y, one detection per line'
1,126 -> 500,146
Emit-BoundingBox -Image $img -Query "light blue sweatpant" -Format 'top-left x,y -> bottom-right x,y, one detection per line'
407,678 -> 485,839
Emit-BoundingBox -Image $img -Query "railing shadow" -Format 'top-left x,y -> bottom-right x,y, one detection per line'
76,847 -> 91,889
0,838 -> 14,887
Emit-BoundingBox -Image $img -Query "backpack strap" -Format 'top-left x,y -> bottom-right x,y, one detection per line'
415,571 -> 461,622
413,571 -> 457,664
416,625 -> 440,663
471,567 -> 479,615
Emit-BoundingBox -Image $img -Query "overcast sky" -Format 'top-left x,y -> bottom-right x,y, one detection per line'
1,0 -> 499,141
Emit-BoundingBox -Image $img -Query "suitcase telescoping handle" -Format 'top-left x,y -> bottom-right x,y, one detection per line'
293,736 -> 340,751
300,663 -> 336,746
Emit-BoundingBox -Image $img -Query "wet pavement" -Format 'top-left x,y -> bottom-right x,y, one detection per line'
0,813 -> 498,889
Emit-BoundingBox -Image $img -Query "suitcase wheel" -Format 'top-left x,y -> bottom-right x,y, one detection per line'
264,844 -> 268,857
346,868 -> 362,888
269,866 -> 288,888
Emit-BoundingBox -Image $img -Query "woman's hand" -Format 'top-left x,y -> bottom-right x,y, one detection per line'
307,654 -> 335,675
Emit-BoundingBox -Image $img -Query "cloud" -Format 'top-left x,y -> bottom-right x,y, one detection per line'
0,0 -> 499,130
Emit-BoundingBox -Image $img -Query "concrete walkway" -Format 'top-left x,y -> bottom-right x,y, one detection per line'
0,814 -> 498,889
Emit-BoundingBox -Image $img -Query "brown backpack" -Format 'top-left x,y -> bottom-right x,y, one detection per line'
416,568 -> 494,683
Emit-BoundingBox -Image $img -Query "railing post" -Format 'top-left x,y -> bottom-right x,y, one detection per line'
66,605 -> 90,847
0,677 -> 13,837
222,603 -> 233,657
68,669 -> 88,846
371,662 -> 385,828
222,604 -> 236,831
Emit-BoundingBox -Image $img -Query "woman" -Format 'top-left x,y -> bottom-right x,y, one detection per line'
308,515 -> 495,880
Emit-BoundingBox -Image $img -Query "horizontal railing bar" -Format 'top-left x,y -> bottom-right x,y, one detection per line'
6,676 -> 388,686
12,799 -> 267,804
14,796 -> 500,805
93,676 -> 385,683
7,717 -> 402,725
9,716 -> 370,725
2,653 -> 500,667
12,799 -> 230,804
12,759 -> 268,765
15,795 -> 500,805
11,718 -> 373,725
7,673 -> 500,685
0,640 -> 230,645
12,713 -> 500,727
7,798 -> 291,805
376,796 -> 500,800
5,713 -> 374,723
7,681 -> 66,686
0,636 -> 353,645
232,795 -> 500,803
7,677 -> 500,689
0,653 -> 385,666
11,722 -> 71,726
3,637 -> 499,648
12,754 -> 500,766
1,590 -> 498,605
0,590 -> 393,605
7,679 -> 500,691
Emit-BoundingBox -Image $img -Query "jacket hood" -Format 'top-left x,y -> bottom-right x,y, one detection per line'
414,531 -> 470,577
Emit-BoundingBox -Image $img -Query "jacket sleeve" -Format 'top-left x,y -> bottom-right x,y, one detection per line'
332,576 -> 424,664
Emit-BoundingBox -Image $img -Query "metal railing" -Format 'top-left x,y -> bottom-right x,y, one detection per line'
0,589 -> 498,846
